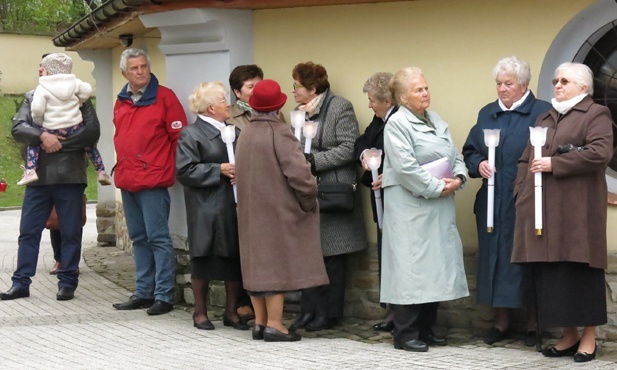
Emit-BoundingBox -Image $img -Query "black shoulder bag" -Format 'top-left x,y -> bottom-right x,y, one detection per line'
315,97 -> 356,213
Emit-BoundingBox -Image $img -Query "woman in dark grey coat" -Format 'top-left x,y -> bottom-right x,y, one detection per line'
289,62 -> 367,332
176,82 -> 248,331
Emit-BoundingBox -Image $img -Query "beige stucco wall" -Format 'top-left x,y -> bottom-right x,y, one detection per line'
0,33 -> 95,95
253,0 -> 609,252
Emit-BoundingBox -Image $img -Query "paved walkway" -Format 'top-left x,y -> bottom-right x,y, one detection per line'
0,205 -> 615,369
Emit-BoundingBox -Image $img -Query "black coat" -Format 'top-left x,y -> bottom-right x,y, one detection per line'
175,117 -> 240,258
353,106 -> 398,222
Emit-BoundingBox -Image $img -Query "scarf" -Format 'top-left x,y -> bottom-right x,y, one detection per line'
236,100 -> 253,113
297,93 -> 324,117
551,93 -> 587,115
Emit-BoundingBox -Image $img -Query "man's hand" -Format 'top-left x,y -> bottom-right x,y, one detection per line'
40,132 -> 64,153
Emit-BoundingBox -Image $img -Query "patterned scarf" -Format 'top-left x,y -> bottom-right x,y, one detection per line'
237,100 -> 253,113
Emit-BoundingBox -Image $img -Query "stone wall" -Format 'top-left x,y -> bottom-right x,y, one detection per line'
113,207 -> 617,339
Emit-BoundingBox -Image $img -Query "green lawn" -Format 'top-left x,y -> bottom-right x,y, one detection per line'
0,95 -> 98,207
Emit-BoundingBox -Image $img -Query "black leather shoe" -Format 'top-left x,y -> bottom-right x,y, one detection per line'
223,314 -> 250,330
573,345 -> 596,363
420,330 -> 448,346
252,324 -> 265,340
0,286 -> 30,300
394,339 -> 429,352
56,287 -> 75,301
524,331 -> 538,347
194,318 -> 215,330
263,326 -> 301,342
290,313 -> 314,331
542,341 -> 579,357
305,316 -> 334,331
373,321 -> 394,332
112,295 -> 154,310
483,327 -> 509,345
146,300 -> 174,315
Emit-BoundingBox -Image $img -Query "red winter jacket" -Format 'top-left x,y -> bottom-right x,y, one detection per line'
113,74 -> 187,192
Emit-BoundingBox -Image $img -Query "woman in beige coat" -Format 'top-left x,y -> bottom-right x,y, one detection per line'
235,79 -> 328,342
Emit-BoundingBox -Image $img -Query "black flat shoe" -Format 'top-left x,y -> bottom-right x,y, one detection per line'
112,295 -> 154,310
56,287 -> 75,301
263,326 -> 301,342
0,286 -> 30,300
483,327 -> 509,345
542,340 -> 579,357
194,318 -> 215,330
223,315 -> 250,330
305,316 -> 333,332
290,313 -> 314,331
252,324 -> 265,340
394,339 -> 429,352
146,300 -> 174,315
420,330 -> 447,346
373,321 -> 394,332
573,345 -> 596,363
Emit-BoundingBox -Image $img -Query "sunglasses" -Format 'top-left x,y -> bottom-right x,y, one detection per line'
292,83 -> 304,90
552,78 -> 571,86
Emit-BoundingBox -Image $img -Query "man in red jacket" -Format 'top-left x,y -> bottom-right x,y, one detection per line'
111,48 -> 187,315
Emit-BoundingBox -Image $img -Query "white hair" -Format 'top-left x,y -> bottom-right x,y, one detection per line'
555,62 -> 594,95
492,56 -> 531,85
120,48 -> 151,73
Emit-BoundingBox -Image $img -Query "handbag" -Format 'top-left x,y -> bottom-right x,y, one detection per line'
314,96 -> 356,213
46,195 -> 87,230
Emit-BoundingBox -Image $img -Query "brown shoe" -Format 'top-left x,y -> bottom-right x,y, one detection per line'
237,305 -> 255,321
49,261 -> 61,275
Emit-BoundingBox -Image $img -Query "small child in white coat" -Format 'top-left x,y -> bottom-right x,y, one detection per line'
19,53 -> 111,186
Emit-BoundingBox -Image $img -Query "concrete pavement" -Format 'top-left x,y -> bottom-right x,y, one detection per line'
0,205 -> 615,369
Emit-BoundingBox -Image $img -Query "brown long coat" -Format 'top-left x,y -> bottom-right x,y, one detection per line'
235,114 -> 328,292
512,96 -> 613,269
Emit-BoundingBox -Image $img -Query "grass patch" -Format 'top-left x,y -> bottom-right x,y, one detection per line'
0,95 -> 99,207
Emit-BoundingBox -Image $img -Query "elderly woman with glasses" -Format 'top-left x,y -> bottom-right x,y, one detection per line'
289,61 -> 367,332
175,82 -> 249,332
354,72 -> 398,333
512,63 -> 613,363
380,66 -> 469,352
462,57 -> 551,346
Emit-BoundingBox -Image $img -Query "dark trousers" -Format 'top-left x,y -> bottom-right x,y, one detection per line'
300,254 -> 346,320
50,229 -> 61,262
12,184 -> 85,290
391,302 -> 439,343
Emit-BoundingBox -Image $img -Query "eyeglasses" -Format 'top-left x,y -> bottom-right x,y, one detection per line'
293,83 -> 304,90
552,78 -> 571,86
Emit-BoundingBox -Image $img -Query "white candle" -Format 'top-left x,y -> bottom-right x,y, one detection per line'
483,129 -> 500,233
365,148 -> 384,229
529,126 -> 548,236
221,125 -> 238,203
303,121 -> 318,154
290,110 -> 306,141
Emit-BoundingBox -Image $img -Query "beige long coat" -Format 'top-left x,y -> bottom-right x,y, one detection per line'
236,114 -> 328,292
512,96 -> 613,269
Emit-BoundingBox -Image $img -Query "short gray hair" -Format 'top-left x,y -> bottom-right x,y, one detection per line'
363,72 -> 394,103
492,56 -> 531,86
120,48 -> 150,73
555,62 -> 594,95
390,66 -> 424,105
188,82 -> 227,114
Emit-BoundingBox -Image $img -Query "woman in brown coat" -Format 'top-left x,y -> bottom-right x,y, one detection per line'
235,79 -> 328,342
512,63 -> 613,363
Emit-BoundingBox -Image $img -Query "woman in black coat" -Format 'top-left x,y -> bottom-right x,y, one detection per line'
176,82 -> 248,331
353,72 -> 398,332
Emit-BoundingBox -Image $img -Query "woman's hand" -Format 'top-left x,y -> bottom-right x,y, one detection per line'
371,173 -> 383,191
440,177 -> 462,197
221,163 -> 235,179
478,160 -> 493,179
530,157 -> 552,173
361,152 -> 371,171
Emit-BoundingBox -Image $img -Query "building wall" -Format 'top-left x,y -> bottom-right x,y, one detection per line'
0,33 -> 95,95
252,0 -> 601,252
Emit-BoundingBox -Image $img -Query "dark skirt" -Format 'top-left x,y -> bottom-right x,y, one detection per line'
191,256 -> 241,281
532,262 -> 606,328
